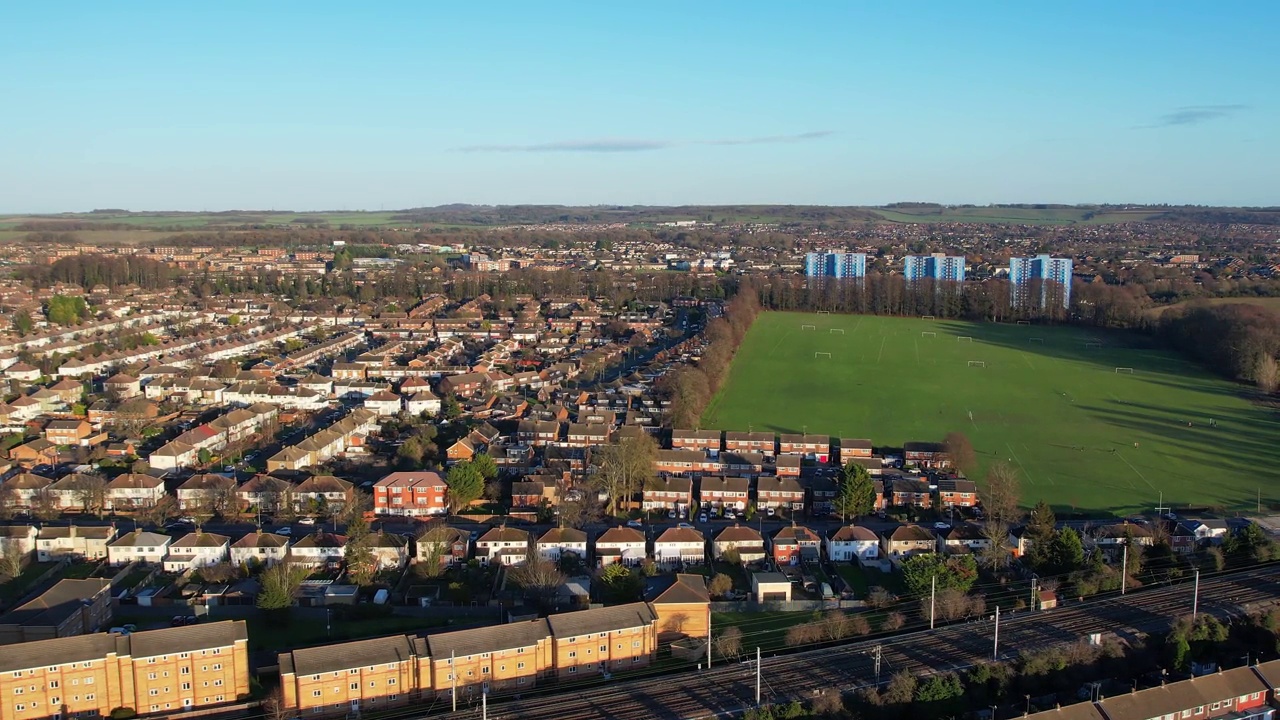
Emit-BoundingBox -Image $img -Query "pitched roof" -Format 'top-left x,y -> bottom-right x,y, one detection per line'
427,618 -> 551,659
287,634 -> 418,677
477,527 -> 530,544
1096,665 -> 1268,720
652,574 -> 709,604
655,527 -> 704,544
887,524 -> 935,542
110,531 -> 172,548
231,532 -> 290,549
537,527 -> 588,544
715,525 -> 763,544
546,602 -> 656,638
128,620 -> 248,660
595,527 -> 645,545
829,525 -> 879,542
1,579 -> 112,628
0,633 -> 123,673
170,532 -> 230,548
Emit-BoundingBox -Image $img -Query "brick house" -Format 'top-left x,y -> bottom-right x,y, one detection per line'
671,429 -> 722,453
642,476 -> 693,512
903,441 -> 950,469
936,478 -> 979,508
880,524 -> 936,559
756,475 -> 805,511
724,431 -> 775,456
698,475 -> 749,511
712,525 -> 766,563
771,524 -> 822,566
373,471 -> 448,517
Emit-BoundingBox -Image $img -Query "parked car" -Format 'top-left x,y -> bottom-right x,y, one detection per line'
277,526 -> 292,536
667,509 -> 677,519
298,517 -> 316,525
697,513 -> 708,523
626,519 -> 644,529
934,522 -> 950,530
679,522 -> 695,529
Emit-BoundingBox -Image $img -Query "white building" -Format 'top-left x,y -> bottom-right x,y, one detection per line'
535,527 -> 588,562
229,532 -> 291,568
593,527 -> 647,567
475,527 -> 531,566
825,525 -> 881,563
653,527 -> 705,567
163,532 -> 231,571
107,531 -> 173,566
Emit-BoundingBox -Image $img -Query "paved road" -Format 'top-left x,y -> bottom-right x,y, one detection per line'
437,563 -> 1280,720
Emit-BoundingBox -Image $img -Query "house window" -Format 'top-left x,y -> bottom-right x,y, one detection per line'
312,691 -> 322,698
350,683 -> 358,691
568,667 -> 577,674
567,651 -> 576,659
387,679 -> 396,686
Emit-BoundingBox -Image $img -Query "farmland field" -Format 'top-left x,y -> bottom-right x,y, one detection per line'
702,312 -> 1280,514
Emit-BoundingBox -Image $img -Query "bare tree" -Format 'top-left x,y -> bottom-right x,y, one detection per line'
414,522 -> 451,578
262,687 -> 292,720
140,495 -> 177,527
68,474 -> 108,518
714,625 -> 743,659
1256,353 -> 1279,394
979,461 -> 1022,568
0,539 -> 26,579
592,434 -> 657,515
508,552 -> 567,607
820,610 -> 852,640
943,431 -> 978,476
31,489 -> 60,522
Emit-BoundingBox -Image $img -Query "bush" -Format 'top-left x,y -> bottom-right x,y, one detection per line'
882,611 -> 905,631
109,708 -> 137,720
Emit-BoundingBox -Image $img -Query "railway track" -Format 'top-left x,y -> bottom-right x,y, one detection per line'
441,564 -> 1280,720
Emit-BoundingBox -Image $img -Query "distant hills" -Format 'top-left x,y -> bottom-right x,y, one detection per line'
3,203 -> 1279,230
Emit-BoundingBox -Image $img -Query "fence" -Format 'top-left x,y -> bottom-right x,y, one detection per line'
709,599 -> 864,613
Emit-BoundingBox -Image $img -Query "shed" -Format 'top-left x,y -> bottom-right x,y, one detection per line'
750,571 -> 793,603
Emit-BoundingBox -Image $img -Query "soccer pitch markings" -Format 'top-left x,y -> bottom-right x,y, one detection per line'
703,312 -> 1280,513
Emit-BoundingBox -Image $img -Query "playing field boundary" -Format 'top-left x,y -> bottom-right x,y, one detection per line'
700,311 -> 1276,513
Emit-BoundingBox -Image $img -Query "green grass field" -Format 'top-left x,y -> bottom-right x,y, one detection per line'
702,312 -> 1280,515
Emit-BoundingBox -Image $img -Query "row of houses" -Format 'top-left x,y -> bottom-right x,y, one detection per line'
148,403 -> 279,470
0,469 -> 357,515
279,576 -> 710,717
1027,660 -> 1280,720
265,409 -> 379,472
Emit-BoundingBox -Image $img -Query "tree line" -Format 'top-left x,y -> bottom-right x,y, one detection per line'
658,280 -> 762,427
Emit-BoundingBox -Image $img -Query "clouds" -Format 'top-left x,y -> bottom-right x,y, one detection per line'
455,130 -> 834,153
1140,105 -> 1248,128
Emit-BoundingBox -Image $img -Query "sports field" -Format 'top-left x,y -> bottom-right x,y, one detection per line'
702,312 -> 1280,514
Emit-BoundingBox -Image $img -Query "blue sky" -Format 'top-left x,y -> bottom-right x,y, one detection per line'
1,1 -> 1276,212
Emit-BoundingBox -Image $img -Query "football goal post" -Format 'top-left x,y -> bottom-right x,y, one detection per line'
1016,320 -> 1031,326
815,352 -> 832,359
801,324 -> 816,330
921,315 -> 936,320
830,328 -> 845,334
957,336 -> 973,342
1029,338 -> 1044,344
968,360 -> 986,367
921,331 -> 936,338
1115,367 -> 1134,374
816,310 -> 831,315
1085,342 -> 1103,349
